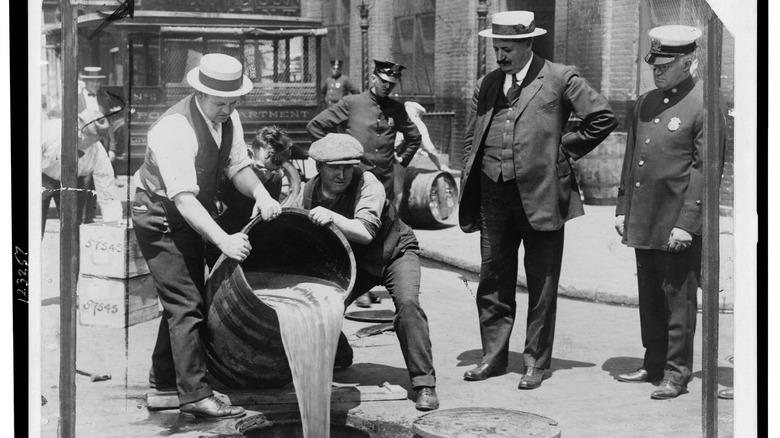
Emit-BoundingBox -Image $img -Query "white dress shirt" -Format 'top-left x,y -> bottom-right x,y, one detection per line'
41,117 -> 123,221
134,97 -> 252,200
502,56 -> 534,96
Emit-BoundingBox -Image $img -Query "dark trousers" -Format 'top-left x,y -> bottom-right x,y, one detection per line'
476,172 -> 564,370
131,190 -> 213,405
635,237 -> 701,386
346,251 -> 436,388
41,173 -> 88,237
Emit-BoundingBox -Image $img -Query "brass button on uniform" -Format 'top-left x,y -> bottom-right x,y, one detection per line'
638,160 -> 645,166
635,182 -> 641,188
654,118 -> 660,123
663,98 -> 670,103
645,139 -> 651,144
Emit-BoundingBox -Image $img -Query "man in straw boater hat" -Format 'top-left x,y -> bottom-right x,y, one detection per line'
290,133 -> 439,411
322,59 -> 359,107
132,53 -> 281,418
614,25 -> 725,399
307,59 -> 422,308
459,11 -> 617,389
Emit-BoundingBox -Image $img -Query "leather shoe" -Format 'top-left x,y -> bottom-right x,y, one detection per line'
463,363 -> 506,381
518,366 -> 545,390
616,368 -> 661,383
718,388 -> 734,400
180,396 -> 246,419
650,379 -> 686,400
415,387 -> 439,411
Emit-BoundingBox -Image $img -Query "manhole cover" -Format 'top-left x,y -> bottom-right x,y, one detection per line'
345,309 -> 395,323
413,407 -> 560,438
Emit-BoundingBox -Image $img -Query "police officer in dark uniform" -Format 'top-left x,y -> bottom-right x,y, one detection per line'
614,25 -> 725,400
322,60 -> 359,106
307,59 -> 422,204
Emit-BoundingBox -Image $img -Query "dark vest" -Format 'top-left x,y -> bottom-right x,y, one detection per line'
302,168 -> 417,276
137,94 -> 233,218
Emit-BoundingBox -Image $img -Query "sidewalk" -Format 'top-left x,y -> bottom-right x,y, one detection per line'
406,156 -> 735,311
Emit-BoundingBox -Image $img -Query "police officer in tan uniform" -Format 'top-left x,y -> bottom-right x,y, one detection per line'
614,25 -> 724,400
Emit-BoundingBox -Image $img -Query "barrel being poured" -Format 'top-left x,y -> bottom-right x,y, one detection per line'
203,209 -> 355,390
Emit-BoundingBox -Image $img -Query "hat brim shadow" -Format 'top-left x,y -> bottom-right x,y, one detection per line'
186,67 -> 254,98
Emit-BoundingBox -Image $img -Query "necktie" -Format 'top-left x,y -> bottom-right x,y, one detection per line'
506,74 -> 520,102
87,92 -> 96,97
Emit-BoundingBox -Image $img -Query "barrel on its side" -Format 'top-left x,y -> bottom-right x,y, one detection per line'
575,132 -> 626,206
203,208 -> 355,389
399,167 -> 459,227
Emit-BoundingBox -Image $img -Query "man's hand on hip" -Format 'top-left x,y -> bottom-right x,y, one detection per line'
667,227 -> 693,253
217,233 -> 252,261
615,215 -> 625,237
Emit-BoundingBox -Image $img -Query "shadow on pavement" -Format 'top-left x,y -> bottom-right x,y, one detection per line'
456,350 -> 594,375
601,356 -> 645,379
691,366 -> 734,387
333,363 -> 413,393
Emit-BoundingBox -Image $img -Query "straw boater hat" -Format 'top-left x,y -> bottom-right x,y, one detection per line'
186,53 -> 253,97
80,66 -> 106,79
308,134 -> 363,165
645,25 -> 702,65
478,11 -> 547,39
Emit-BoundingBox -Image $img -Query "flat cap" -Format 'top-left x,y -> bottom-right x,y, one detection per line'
645,25 -> 702,65
309,133 -> 364,164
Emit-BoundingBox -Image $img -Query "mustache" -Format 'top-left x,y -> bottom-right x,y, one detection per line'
497,60 -> 511,65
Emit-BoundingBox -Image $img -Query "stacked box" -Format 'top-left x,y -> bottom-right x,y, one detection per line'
77,274 -> 159,328
78,221 -> 159,328
79,220 -> 149,278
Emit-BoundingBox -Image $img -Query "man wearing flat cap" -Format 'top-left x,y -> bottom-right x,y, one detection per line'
459,10 -> 617,390
615,25 -> 725,400
290,133 -> 439,412
322,60 -> 358,107
132,53 -> 281,419
307,59 -> 422,205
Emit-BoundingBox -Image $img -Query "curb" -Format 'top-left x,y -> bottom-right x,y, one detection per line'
418,248 -> 734,313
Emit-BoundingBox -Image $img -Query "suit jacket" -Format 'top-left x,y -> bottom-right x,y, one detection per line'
615,76 -> 725,250
459,55 -> 617,233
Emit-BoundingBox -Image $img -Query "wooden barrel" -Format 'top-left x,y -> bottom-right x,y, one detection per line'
399,167 -> 459,227
575,132 -> 626,205
203,208 -> 355,389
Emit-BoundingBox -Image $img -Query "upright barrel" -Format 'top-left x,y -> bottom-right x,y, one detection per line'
575,132 -> 626,205
203,208 -> 355,389
399,167 -> 459,227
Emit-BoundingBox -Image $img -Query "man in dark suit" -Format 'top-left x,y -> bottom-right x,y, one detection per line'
614,25 -> 724,400
459,10 -> 617,390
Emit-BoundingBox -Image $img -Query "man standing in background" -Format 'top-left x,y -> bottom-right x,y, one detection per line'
322,59 -> 359,107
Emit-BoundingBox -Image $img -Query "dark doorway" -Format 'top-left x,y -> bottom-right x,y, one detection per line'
507,0 -> 556,61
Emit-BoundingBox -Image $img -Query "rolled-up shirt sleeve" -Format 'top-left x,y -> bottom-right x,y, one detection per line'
353,172 -> 385,238
225,110 -> 252,179
146,114 -> 199,199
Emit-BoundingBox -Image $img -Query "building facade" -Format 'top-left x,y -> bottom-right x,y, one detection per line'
306,0 -> 734,208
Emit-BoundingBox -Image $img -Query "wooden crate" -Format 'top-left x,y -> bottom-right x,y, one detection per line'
80,221 -> 149,278
77,274 -> 159,328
